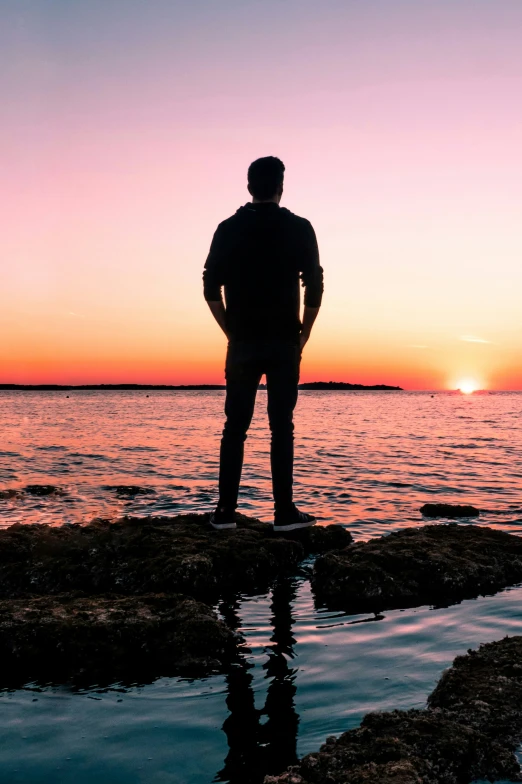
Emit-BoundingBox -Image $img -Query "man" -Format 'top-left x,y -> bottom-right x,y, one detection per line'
203,156 -> 323,532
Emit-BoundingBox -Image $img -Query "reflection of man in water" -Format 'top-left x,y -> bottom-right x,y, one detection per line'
216,579 -> 300,784
203,156 -> 324,532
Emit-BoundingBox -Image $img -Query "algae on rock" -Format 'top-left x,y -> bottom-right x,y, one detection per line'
0,513 -> 352,601
0,513 -> 351,682
0,593 -> 237,686
312,524 -> 522,613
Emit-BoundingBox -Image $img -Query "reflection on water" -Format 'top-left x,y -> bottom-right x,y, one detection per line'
2,390 -> 522,537
2,391 -> 522,782
217,580 -> 300,783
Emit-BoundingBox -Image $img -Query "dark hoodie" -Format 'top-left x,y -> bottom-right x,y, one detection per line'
203,202 -> 323,342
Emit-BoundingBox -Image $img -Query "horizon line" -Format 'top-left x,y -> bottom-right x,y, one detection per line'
0,381 -> 403,390
1,382 -> 519,392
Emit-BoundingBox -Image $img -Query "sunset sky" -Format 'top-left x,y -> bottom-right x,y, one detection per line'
3,0 -> 522,389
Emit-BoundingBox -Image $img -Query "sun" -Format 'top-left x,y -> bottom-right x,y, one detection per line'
457,379 -> 478,394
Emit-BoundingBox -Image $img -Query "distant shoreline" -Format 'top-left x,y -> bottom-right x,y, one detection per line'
0,382 -> 403,392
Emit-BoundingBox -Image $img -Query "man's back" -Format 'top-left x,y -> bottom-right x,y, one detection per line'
203,202 -> 323,342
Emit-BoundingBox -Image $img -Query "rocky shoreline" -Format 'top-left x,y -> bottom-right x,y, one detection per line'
0,513 -> 351,600
0,513 -> 350,683
265,636 -> 522,784
312,523 -> 522,612
2,515 -> 522,693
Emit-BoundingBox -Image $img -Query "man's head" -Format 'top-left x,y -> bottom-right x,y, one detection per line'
247,156 -> 285,203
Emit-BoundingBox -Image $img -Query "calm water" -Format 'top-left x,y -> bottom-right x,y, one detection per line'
1,390 -> 522,783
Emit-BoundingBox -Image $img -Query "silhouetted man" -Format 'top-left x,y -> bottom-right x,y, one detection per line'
203,156 -> 323,532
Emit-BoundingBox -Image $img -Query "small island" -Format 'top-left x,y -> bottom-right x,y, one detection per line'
298,381 -> 403,391
0,384 -> 226,391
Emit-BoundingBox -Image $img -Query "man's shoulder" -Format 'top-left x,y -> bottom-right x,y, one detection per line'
214,214 -> 238,232
213,205 -> 251,234
280,207 -> 313,228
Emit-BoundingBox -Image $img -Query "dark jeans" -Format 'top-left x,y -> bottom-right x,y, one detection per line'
218,340 -> 301,513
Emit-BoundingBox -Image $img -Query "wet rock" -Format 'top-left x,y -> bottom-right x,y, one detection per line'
297,522 -> 351,553
420,503 -> 480,518
312,524 -> 522,613
265,710 -> 517,784
429,635 -> 522,750
265,636 -> 522,784
24,485 -> 66,497
0,489 -> 21,500
1,486 -> 65,499
105,485 -> 156,497
0,514 -> 352,601
0,593 -> 237,686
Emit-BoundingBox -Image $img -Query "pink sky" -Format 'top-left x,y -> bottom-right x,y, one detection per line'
3,0 -> 522,388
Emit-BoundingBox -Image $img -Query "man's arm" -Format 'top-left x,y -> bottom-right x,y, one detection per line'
300,221 -> 324,350
207,299 -> 229,339
300,306 -> 320,350
203,225 -> 229,339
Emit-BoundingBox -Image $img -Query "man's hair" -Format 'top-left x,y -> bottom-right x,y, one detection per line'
247,156 -> 285,200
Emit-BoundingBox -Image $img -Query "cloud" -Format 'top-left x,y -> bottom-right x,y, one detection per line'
459,335 -> 492,344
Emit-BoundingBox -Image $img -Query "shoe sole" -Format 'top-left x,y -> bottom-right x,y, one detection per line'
210,521 -> 237,530
273,519 -> 316,532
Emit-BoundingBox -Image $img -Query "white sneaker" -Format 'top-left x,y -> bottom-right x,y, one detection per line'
209,509 -> 237,530
273,509 -> 316,532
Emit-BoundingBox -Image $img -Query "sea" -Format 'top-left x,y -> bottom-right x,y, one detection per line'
1,389 -> 522,783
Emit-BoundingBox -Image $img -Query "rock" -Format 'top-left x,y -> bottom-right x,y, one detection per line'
104,485 -> 156,497
0,515 -> 350,684
429,636 -> 522,750
312,524 -> 522,612
420,503 -> 480,518
265,636 -> 522,784
24,485 -> 66,496
0,487 -> 65,500
0,514 -> 352,601
0,593 -> 237,686
266,710 -> 517,784
0,489 -> 21,500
